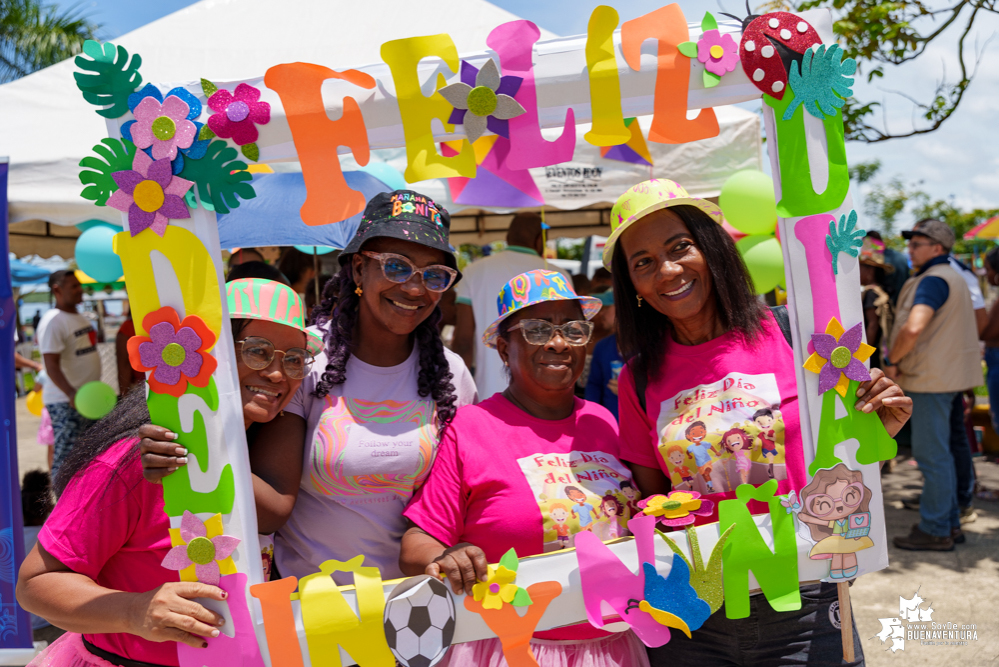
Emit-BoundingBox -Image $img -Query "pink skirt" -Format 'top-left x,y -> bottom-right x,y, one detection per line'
441,631 -> 650,667
28,633 -> 119,667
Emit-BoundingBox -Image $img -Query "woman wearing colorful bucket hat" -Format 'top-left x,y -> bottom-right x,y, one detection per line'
605,178 -> 912,665
19,278 -> 319,667
402,269 -> 650,667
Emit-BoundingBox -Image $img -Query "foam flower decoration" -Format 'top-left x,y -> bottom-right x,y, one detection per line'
161,511 -> 240,586
130,95 -> 197,161
639,490 -> 715,527
678,13 -> 739,88
206,83 -> 271,152
470,548 -> 532,611
439,59 -> 525,143
107,151 -> 192,236
122,84 -> 209,175
804,317 -> 875,397
126,306 -> 217,398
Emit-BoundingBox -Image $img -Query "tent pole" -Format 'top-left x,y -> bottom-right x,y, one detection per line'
313,247 -> 320,313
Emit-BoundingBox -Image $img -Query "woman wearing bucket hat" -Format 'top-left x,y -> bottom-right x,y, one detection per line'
18,278 -> 318,667
401,269 -> 649,667
605,179 -> 911,665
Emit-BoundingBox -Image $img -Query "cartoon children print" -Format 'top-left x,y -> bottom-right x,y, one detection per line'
566,485 -> 597,531
656,373 -> 788,495
619,481 -> 643,520
549,502 -> 572,547
721,427 -> 753,486
796,464 -> 874,580
595,493 -> 627,540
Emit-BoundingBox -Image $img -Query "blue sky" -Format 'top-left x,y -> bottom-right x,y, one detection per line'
61,0 -> 998,222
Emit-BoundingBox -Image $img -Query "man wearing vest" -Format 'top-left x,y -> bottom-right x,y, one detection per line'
887,219 -> 981,551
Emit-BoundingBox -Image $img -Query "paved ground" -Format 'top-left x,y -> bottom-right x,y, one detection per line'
11,398 -> 999,664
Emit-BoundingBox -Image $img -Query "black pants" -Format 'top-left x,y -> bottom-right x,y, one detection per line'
949,393 -> 976,509
646,583 -> 863,666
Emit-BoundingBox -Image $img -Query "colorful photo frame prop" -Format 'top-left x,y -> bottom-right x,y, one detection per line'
71,4 -> 893,666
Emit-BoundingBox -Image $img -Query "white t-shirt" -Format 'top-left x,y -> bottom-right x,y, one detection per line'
36,309 -> 101,404
276,334 -> 477,584
455,248 -> 571,401
949,256 -> 985,310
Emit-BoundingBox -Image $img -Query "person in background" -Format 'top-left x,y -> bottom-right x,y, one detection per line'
227,247 -> 264,267
585,290 -> 622,419
226,260 -> 287,284
277,248 -> 318,301
590,267 -> 613,294
866,230 -> 910,305
453,212 -> 570,400
981,246 -> 999,445
572,273 -> 592,296
887,219 -> 981,550
115,310 -> 146,397
15,350 -> 42,373
859,235 -> 894,370
21,469 -> 54,640
36,270 -> 101,480
33,372 -> 55,470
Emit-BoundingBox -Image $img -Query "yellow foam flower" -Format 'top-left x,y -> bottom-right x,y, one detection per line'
642,492 -> 703,520
471,564 -> 518,610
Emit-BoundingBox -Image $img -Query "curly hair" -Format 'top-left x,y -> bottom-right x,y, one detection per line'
311,261 -> 458,427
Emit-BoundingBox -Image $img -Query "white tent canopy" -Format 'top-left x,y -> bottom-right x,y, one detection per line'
1,0 -> 555,228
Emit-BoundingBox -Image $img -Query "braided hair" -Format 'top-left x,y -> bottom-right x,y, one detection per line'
311,261 -> 458,428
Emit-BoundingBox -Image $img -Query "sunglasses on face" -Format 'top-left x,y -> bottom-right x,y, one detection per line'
236,336 -> 313,380
361,251 -> 457,292
506,319 -> 594,346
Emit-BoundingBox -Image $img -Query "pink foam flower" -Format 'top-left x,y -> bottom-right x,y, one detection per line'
206,83 -> 271,146
161,511 -> 240,586
697,30 -> 740,77
130,95 -> 197,161
106,151 -> 192,237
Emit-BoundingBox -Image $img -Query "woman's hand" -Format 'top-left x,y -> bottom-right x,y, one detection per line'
855,367 -> 912,437
607,378 -> 619,396
127,582 -> 227,648
138,424 -> 187,483
425,543 -> 489,596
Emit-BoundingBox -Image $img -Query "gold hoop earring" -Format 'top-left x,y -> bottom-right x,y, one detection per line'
636,295 -> 643,308
355,285 -> 363,296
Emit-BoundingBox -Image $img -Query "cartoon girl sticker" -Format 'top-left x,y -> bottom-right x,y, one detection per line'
619,481 -> 642,519
665,445 -> 695,490
548,501 -> 572,548
797,464 -> 875,580
721,427 -> 753,486
752,408 -> 779,478
595,493 -> 627,540
685,421 -> 720,493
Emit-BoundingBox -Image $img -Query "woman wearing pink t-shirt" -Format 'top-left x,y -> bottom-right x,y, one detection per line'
17,279 -> 320,667
402,270 -> 649,667
605,179 -> 912,666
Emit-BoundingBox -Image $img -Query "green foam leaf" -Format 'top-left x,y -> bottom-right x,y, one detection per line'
703,70 -> 722,89
511,586 -> 533,607
78,138 -> 136,206
678,41 -> 698,58
198,124 -> 216,141
73,40 -> 142,119
184,189 -> 215,212
201,78 -> 218,98
702,12 -> 718,32
499,548 -> 519,572
179,140 -> 256,215
241,142 -> 260,162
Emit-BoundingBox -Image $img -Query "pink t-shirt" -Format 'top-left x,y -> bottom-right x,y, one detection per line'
618,311 -> 806,523
405,394 -> 636,640
40,438 -> 178,666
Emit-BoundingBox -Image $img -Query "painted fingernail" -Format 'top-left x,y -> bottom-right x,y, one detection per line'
221,591 -> 228,599
176,457 -> 188,465
166,431 -> 179,440
211,629 -> 220,638
202,642 -> 208,649
175,447 -> 188,456
218,618 -> 225,626
167,467 -> 177,472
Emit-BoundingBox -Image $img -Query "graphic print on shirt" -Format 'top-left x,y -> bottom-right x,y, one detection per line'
517,451 -> 634,551
310,395 -> 437,501
657,372 -> 787,495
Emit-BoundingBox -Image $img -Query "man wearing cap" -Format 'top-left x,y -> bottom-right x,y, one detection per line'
453,212 -> 570,400
888,219 -> 981,551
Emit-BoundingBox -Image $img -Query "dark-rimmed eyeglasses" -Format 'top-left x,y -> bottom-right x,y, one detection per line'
506,319 -> 594,346
236,337 -> 313,379
361,251 -> 457,292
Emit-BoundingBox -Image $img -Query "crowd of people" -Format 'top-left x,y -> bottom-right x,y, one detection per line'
14,179 -> 998,667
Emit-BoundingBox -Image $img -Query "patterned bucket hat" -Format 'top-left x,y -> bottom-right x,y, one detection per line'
602,179 -> 723,268
482,269 -> 602,348
858,236 -> 894,273
226,278 -> 324,356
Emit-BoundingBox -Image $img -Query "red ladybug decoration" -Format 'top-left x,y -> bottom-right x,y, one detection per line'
723,9 -> 822,100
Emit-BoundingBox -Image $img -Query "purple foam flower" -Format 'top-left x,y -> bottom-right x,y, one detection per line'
811,321 -> 872,394
697,30 -> 740,77
207,83 -> 270,146
438,59 -> 525,142
137,320 -> 206,387
106,151 -> 192,236
161,511 -> 240,586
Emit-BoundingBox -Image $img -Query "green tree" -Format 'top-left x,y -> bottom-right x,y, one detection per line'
0,0 -> 99,83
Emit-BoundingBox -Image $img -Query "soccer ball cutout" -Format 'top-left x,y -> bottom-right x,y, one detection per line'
383,575 -> 456,667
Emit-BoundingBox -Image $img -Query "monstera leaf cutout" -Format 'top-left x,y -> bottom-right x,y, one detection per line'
178,140 -> 255,215
78,138 -> 137,206
74,40 -> 143,118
